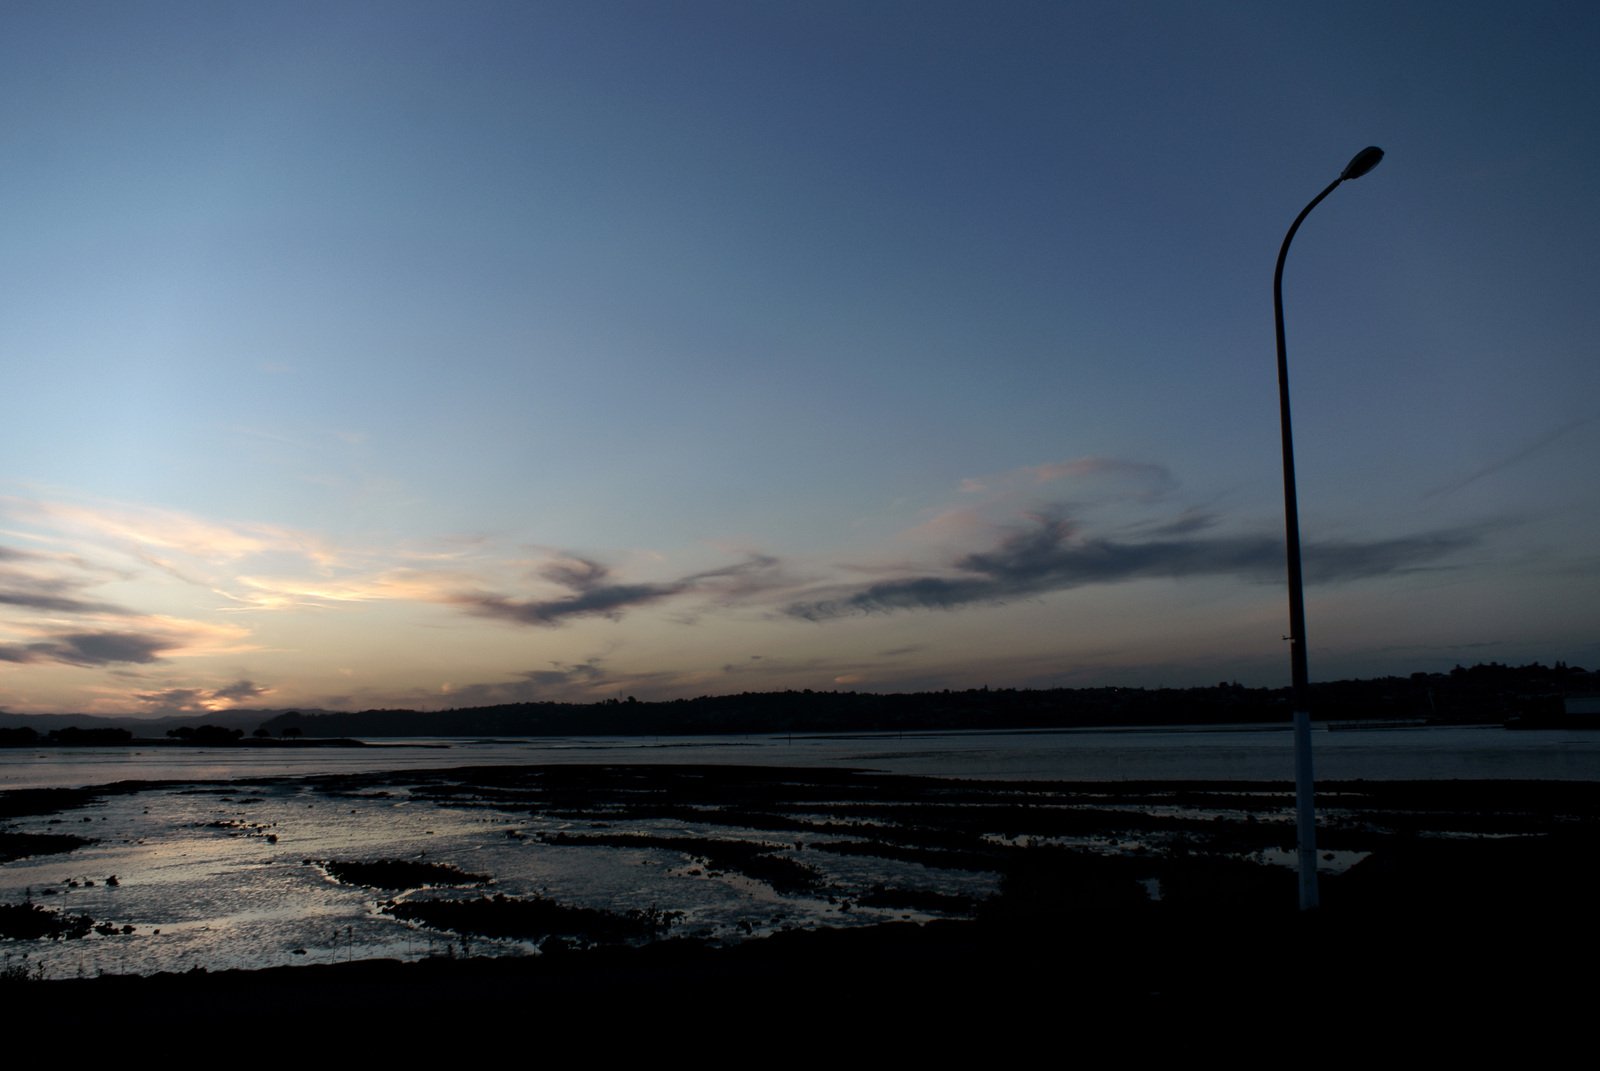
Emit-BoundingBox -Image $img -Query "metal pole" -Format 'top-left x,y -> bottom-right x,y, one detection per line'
1274,176 -> 1339,912
1271,146 -> 1383,911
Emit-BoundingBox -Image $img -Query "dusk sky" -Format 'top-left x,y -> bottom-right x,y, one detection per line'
2,1 -> 1596,716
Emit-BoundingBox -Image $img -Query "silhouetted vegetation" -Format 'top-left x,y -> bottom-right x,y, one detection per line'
166,725 -> 244,744
256,660 -> 1597,738
0,660 -> 1587,743
0,727 -> 38,748
0,726 -> 133,747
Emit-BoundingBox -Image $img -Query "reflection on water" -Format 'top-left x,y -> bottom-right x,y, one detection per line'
3,723 -> 1596,790
1,724 -> 1594,980
0,774 -> 994,979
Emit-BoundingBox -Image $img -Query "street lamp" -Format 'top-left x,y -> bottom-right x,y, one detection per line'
1273,145 -> 1384,911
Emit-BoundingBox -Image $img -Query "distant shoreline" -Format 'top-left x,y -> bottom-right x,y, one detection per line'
3,660 -> 1593,740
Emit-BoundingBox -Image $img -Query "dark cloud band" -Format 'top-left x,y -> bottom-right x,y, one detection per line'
785,516 -> 1476,621
0,631 -> 168,667
455,554 -> 784,628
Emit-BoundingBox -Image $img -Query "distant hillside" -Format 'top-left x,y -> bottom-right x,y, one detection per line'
0,708 -> 337,736
3,662 -> 1590,740
259,661 -> 1596,739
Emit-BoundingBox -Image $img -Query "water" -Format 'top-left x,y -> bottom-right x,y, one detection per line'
3,722 -> 1596,790
2,724 -> 1594,980
1,768 -> 992,979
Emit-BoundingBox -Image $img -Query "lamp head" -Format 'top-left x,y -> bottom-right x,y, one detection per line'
1341,146 -> 1384,181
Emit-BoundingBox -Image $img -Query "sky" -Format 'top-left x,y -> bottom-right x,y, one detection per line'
1,1 -> 1597,716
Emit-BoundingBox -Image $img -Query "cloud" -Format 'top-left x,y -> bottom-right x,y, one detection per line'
230,567 -> 466,610
434,658 -> 680,706
1133,509 -> 1221,538
1425,412 -> 1600,499
682,554 -> 789,600
0,543 -> 132,616
958,457 -> 1175,498
0,527 -> 262,681
517,662 -> 607,688
132,688 -> 206,711
0,631 -> 168,667
133,679 -> 272,714
463,582 -> 679,626
1298,532 -> 1481,583
228,551 -> 794,622
907,458 -> 1180,553
7,495 -> 336,568
0,585 -> 126,615
785,513 -> 1477,621
537,556 -> 610,590
0,610 -> 255,670
212,679 -> 270,702
6,491 -> 793,640
455,553 -> 787,628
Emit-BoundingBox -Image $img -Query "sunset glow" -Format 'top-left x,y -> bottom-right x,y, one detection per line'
2,2 -> 1596,716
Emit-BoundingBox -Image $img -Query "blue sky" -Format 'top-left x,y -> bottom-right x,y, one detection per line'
1,1 -> 1596,715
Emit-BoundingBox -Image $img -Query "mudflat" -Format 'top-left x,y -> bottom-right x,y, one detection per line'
3,764 -> 1594,1031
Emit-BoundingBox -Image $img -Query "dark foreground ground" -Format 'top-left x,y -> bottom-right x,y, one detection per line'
3,765 -> 1596,1038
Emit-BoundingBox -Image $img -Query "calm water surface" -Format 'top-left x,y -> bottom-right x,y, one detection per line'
1,723 -> 1595,790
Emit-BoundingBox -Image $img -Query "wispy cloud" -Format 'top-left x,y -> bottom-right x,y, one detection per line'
456,555 -> 688,627
134,678 -> 272,714
13,497 -> 320,564
0,614 -> 255,668
229,567 -> 468,611
1425,412 -> 1600,499
15,496 -> 286,563
0,543 -> 132,616
1299,533 -> 1480,582
453,553 -> 787,628
436,659 -> 623,706
0,631 -> 169,667
0,511 -> 262,676
957,457 -> 1174,498
5,491 -> 796,641
785,513 -> 1477,621
429,649 -> 895,707
212,679 -> 270,702
906,457 -> 1179,552
0,581 -> 128,616
1127,508 -> 1221,539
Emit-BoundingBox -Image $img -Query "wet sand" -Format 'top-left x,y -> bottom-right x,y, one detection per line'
4,764 -> 1596,1032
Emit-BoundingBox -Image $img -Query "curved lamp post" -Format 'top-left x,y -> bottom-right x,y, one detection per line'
1274,145 -> 1383,911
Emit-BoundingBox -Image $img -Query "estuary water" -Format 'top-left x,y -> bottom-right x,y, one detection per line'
1,722 -> 1596,791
